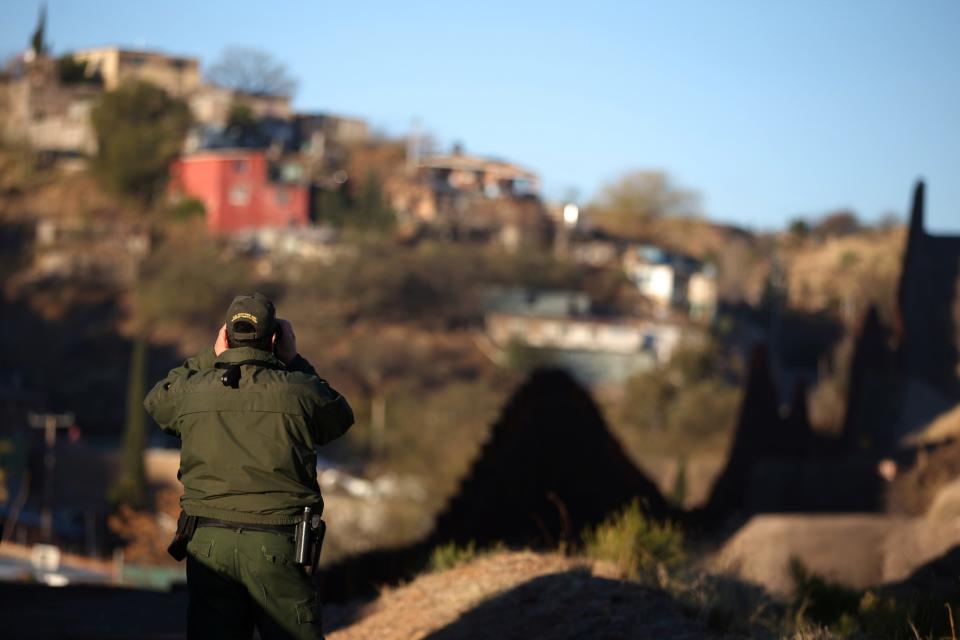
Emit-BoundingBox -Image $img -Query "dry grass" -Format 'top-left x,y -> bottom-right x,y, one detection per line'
780,228 -> 905,323
328,550 -> 728,640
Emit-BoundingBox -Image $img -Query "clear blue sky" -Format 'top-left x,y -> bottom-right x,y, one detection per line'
4,0 -> 959,231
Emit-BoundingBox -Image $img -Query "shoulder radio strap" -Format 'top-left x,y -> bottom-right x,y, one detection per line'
215,359 -> 286,388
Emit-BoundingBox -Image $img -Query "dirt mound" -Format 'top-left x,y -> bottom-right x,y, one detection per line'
712,514 -> 960,595
328,551 -> 725,640
888,439 -> 960,516
927,478 -> 960,520
887,544 -> 960,603
908,404 -> 960,446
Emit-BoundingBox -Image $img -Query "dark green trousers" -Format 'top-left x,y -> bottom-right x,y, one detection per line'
186,525 -> 323,640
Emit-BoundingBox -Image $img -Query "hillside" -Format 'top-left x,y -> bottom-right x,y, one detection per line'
779,227 -> 906,323
327,551 -> 729,640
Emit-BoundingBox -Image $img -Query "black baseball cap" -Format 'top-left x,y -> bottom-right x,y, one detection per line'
225,293 -> 276,344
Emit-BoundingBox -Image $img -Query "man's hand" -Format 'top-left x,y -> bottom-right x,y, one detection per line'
214,324 -> 229,356
275,319 -> 298,365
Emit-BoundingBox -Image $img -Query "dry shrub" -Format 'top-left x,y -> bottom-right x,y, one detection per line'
581,499 -> 683,582
428,541 -> 478,572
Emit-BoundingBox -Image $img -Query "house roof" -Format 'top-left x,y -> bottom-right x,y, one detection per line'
420,154 -> 538,181
72,46 -> 198,66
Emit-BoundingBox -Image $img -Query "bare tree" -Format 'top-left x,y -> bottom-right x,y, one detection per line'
588,170 -> 701,236
205,47 -> 298,97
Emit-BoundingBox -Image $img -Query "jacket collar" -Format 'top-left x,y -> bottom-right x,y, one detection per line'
215,347 -> 285,367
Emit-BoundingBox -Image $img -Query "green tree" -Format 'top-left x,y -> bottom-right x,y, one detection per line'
90,81 -> 192,206
111,335 -> 148,507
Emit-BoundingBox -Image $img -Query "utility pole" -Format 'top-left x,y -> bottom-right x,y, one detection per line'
27,411 -> 75,542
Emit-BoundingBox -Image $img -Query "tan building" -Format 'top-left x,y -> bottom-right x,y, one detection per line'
385,151 -> 550,248
0,56 -> 98,155
73,47 -> 200,97
688,271 -> 719,321
418,153 -> 541,197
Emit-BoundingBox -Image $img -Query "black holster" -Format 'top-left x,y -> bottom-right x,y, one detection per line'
167,510 -> 199,561
293,507 -> 325,575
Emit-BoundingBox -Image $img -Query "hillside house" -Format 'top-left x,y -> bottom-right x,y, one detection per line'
169,150 -> 309,233
387,151 -> 552,249
486,313 -> 681,365
483,288 -> 684,385
622,245 -> 718,320
0,54 -> 99,156
187,110 -> 368,156
295,113 -> 369,148
188,84 -> 292,127
72,47 -> 200,97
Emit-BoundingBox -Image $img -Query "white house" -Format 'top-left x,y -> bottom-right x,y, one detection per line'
622,245 -> 717,320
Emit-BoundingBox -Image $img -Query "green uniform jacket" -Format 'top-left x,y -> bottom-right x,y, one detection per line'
144,346 -> 354,525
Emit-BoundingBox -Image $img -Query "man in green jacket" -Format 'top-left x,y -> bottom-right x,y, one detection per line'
144,293 -> 353,640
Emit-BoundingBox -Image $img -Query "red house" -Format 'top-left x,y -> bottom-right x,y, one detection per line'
169,151 -> 309,233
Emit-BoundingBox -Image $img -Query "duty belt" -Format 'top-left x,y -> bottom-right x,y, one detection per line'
195,516 -> 296,536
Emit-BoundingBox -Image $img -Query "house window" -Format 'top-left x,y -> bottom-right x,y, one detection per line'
233,160 -> 249,174
229,185 -> 250,206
